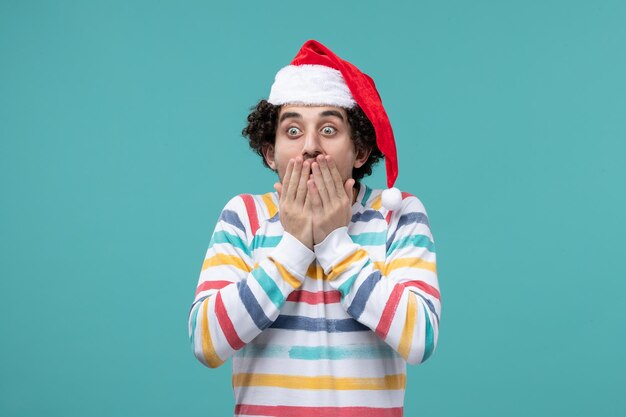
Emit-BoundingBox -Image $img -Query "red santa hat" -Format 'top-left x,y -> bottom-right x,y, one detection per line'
267,39 -> 403,211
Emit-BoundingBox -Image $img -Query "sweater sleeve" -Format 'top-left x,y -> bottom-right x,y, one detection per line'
188,195 -> 315,368
314,195 -> 440,365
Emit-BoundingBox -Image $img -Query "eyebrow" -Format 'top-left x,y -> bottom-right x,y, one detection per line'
278,112 -> 302,124
319,110 -> 345,121
278,110 -> 345,124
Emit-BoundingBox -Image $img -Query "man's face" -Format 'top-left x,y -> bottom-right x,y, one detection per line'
263,105 -> 370,184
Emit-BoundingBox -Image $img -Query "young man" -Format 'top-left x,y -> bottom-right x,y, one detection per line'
188,40 -> 441,417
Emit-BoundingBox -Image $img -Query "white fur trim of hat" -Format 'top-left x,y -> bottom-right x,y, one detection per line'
268,64 -> 356,108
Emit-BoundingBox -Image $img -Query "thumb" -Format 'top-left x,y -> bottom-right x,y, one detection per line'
273,182 -> 282,198
344,178 -> 355,201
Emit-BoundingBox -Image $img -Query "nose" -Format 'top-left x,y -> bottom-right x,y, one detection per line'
301,130 -> 324,161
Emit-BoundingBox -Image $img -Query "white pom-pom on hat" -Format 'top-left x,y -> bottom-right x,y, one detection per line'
382,187 -> 402,211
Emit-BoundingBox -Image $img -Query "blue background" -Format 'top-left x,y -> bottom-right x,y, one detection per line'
1,1 -> 625,416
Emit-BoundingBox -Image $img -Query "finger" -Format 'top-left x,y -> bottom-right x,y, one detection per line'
303,191 -> 313,242
311,160 -> 330,206
287,157 -> 303,200
319,155 -> 338,198
327,155 -> 345,198
281,159 -> 294,202
295,160 -> 310,205
307,179 -> 323,211
303,185 -> 312,214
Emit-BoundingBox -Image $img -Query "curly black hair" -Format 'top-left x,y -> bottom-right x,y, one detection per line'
241,100 -> 384,181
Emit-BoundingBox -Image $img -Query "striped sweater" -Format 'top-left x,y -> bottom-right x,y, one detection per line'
188,182 -> 441,417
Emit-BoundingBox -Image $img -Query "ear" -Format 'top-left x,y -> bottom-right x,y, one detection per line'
353,146 -> 372,169
262,144 -> 277,170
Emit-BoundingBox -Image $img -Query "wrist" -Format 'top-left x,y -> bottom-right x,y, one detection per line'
283,221 -> 312,248
313,227 -> 357,273
286,229 -> 313,250
270,232 -> 316,281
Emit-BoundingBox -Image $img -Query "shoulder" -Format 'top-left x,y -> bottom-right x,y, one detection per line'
360,183 -> 429,218
361,185 -> 433,243
221,192 -> 278,218
388,191 -> 434,247
218,191 -> 279,238
397,192 -> 429,217
392,190 -> 431,226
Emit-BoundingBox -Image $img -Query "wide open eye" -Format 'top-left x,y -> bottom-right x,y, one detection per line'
321,126 -> 336,135
287,127 -> 301,136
